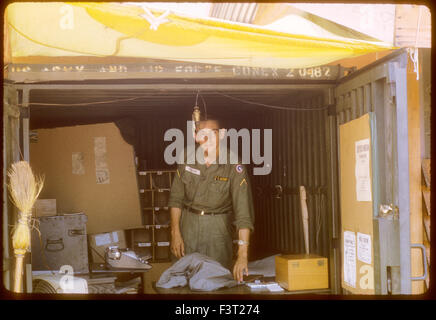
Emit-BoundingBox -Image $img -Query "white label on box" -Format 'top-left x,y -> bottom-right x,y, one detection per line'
139,172 -> 147,176
344,231 -> 357,288
357,232 -> 372,264
157,242 -> 170,247
355,139 -> 372,202
157,171 -> 162,175
111,231 -> 119,244
138,242 -> 152,247
95,233 -> 112,246
156,225 -> 161,229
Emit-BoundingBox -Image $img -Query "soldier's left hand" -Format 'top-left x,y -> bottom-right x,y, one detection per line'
233,256 -> 248,283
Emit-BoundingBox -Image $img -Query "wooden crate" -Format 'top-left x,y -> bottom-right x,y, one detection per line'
275,254 -> 328,291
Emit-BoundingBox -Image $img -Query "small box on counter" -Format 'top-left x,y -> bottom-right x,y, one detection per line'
275,254 -> 328,291
88,230 -> 127,263
33,199 -> 57,217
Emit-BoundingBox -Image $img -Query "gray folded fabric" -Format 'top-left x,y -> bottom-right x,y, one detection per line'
156,253 -> 238,291
247,254 -> 279,277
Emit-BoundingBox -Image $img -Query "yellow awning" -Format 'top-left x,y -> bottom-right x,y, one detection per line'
5,2 -> 395,68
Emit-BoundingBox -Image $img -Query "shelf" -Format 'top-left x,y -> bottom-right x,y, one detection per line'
140,188 -> 171,193
143,224 -> 170,229
139,170 -> 175,175
135,242 -> 152,248
136,169 -> 175,263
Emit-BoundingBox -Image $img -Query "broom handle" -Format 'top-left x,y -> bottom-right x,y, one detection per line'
13,254 -> 24,293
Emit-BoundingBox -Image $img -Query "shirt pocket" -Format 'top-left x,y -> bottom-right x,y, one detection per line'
208,179 -> 230,194
181,171 -> 199,201
207,180 -> 230,207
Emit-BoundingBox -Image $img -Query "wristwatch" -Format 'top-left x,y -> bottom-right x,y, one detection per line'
234,239 -> 249,246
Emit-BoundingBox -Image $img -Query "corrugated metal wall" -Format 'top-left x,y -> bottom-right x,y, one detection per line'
137,117 -> 187,170
135,95 -> 331,260
250,96 -> 330,259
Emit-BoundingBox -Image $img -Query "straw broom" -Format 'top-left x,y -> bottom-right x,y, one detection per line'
7,161 -> 44,293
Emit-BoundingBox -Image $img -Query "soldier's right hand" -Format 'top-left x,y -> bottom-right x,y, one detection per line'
171,231 -> 185,258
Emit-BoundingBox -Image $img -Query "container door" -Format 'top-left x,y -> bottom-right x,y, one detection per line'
3,85 -> 20,291
335,49 -> 422,294
3,85 -> 33,292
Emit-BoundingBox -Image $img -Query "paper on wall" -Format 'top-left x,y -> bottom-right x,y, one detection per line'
355,138 -> 372,202
344,231 -> 356,288
94,137 -> 110,184
357,232 -> 372,264
72,152 -> 85,175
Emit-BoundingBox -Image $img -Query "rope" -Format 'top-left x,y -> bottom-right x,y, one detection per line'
215,92 -> 328,111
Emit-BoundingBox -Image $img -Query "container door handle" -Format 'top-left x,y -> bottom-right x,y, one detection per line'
410,244 -> 428,281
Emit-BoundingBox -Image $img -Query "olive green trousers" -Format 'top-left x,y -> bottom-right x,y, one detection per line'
180,209 -> 233,270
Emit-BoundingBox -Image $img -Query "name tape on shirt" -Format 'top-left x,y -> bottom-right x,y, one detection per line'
214,176 -> 228,182
185,165 -> 200,175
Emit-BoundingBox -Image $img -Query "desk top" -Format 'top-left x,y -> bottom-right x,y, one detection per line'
153,282 -> 331,295
90,263 -> 151,274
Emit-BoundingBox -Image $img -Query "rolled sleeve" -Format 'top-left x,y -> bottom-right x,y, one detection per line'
230,164 -> 255,232
167,165 -> 185,209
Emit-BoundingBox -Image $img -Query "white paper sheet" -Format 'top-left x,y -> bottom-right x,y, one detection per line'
344,231 -> 356,288
111,231 -> 119,243
94,137 -> 110,184
357,232 -> 372,264
266,283 -> 285,292
95,233 -> 112,246
355,139 -> 372,202
72,152 -> 85,175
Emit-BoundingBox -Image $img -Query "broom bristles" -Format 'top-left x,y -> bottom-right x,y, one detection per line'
8,161 -> 44,215
12,223 -> 31,254
7,161 -> 44,252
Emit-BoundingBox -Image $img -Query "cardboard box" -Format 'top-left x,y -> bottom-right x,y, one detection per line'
275,254 -> 328,291
33,199 -> 57,217
88,230 -> 127,263
30,123 -> 143,234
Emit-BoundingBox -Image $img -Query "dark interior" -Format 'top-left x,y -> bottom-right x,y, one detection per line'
29,85 -> 330,261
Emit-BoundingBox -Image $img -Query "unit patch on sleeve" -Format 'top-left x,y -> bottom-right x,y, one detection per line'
235,164 -> 244,173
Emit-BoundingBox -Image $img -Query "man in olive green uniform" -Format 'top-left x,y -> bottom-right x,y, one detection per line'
168,119 -> 254,282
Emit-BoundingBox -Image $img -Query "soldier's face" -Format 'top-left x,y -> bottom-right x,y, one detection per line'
195,120 -> 220,152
